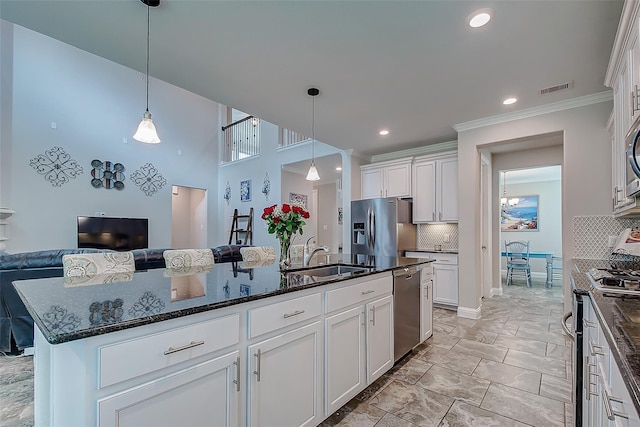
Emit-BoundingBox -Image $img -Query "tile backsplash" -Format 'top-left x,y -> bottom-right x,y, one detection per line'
417,223 -> 458,250
573,215 -> 640,259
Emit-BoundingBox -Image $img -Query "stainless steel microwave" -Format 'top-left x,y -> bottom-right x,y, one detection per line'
626,125 -> 640,197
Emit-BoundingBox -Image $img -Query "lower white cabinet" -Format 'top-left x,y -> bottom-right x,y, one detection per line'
366,294 -> 394,383
324,274 -> 394,415
98,351 -> 240,427
420,267 -> 433,342
582,297 -> 640,427
325,306 -> 365,414
248,321 -> 322,427
433,263 -> 458,306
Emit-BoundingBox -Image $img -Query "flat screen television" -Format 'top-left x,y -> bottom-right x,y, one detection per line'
77,216 -> 148,250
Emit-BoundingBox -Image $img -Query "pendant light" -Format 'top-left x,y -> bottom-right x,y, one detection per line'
500,171 -> 508,207
133,0 -> 161,144
306,88 -> 320,181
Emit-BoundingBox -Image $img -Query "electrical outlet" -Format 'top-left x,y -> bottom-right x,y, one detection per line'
443,233 -> 450,243
608,235 -> 618,247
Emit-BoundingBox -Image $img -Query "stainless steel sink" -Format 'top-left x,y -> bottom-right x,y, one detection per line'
290,264 -> 372,279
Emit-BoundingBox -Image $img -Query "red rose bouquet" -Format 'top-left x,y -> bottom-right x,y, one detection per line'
262,203 -> 310,267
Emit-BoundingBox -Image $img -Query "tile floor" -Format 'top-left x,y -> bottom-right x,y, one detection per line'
0,277 -> 570,427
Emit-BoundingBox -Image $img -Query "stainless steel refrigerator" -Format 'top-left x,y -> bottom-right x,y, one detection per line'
350,197 -> 416,257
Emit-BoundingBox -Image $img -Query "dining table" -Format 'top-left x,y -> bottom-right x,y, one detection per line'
501,251 -> 555,288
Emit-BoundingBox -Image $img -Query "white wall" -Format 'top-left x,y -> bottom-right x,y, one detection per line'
457,100 -> 612,314
1,20 -> 220,253
315,182 -> 337,252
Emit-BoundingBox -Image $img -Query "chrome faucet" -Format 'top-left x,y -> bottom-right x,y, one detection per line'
303,236 -> 329,266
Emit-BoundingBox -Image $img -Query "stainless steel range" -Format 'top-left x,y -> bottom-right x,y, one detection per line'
587,267 -> 640,295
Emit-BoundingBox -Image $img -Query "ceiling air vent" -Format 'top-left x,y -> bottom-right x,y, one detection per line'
539,81 -> 574,95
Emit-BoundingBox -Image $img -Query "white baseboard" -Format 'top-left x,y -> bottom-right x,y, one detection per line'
457,305 -> 482,319
490,287 -> 503,297
22,346 -> 34,356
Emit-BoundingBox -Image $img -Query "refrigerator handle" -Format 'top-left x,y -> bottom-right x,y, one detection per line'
370,209 -> 376,249
366,208 -> 372,249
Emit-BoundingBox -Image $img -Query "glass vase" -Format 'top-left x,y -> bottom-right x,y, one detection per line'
279,236 -> 292,269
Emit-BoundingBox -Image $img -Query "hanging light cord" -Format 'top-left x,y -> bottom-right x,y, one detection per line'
311,94 -> 315,161
145,2 -> 150,112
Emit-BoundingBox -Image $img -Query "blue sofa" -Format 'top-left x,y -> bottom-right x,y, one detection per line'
0,245 -> 247,353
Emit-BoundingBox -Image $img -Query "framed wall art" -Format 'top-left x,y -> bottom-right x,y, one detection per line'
289,192 -> 307,209
240,180 -> 251,202
500,195 -> 539,231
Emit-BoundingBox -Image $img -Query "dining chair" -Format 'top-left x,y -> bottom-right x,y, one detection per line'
62,252 -> 135,278
504,240 -> 531,287
163,249 -> 215,273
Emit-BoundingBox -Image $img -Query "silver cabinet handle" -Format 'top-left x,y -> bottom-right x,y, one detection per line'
603,388 -> 628,420
370,306 -> 376,326
233,356 -> 240,392
163,340 -> 204,355
283,309 -> 305,319
589,340 -> 605,356
253,349 -> 261,382
361,290 -> 375,295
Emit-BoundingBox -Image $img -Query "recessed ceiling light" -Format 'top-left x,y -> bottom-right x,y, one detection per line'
468,9 -> 492,28
379,129 -> 390,136
336,166 -> 342,171
503,97 -> 518,105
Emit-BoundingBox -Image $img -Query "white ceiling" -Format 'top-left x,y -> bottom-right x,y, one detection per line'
0,0 -> 624,157
501,165 -> 562,184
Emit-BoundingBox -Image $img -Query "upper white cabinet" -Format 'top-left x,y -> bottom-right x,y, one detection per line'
412,152 -> 458,222
605,1 -> 640,217
361,158 -> 412,199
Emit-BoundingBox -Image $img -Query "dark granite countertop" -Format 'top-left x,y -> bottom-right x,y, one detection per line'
405,249 -> 459,255
13,254 -> 432,346
571,258 -> 640,415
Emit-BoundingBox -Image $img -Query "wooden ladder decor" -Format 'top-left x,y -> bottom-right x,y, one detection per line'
228,208 -> 253,245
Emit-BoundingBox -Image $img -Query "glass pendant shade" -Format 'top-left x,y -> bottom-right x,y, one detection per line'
306,162 -> 320,181
133,110 -> 161,144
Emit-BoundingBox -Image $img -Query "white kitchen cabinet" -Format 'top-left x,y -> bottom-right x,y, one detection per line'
420,265 -> 433,342
361,158 -> 412,199
325,306 -> 365,414
606,0 -> 640,217
98,351 -> 240,427
324,274 -> 393,414
248,321 -> 322,427
582,296 -> 640,427
412,152 -> 458,223
366,294 -> 394,383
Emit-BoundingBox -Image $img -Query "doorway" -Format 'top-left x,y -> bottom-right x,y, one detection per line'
171,185 -> 208,249
498,165 -> 562,290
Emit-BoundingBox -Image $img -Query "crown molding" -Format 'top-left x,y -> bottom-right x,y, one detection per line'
370,140 -> 458,163
453,91 -> 613,133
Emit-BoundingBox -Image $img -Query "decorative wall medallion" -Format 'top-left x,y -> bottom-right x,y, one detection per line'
262,172 -> 270,201
29,146 -> 83,187
223,280 -> 230,299
42,305 -> 81,334
224,181 -> 231,205
91,160 -> 125,190
130,163 -> 167,196
127,291 -> 165,317
240,179 -> 251,202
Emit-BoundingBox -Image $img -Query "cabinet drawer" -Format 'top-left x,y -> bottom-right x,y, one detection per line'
433,254 -> 458,265
325,275 -> 392,314
248,293 -> 322,339
99,314 -> 240,389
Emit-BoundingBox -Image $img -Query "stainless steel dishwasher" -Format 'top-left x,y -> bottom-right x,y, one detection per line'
393,265 -> 421,362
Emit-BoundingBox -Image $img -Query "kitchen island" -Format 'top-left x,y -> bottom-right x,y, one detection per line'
13,254 -> 433,427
